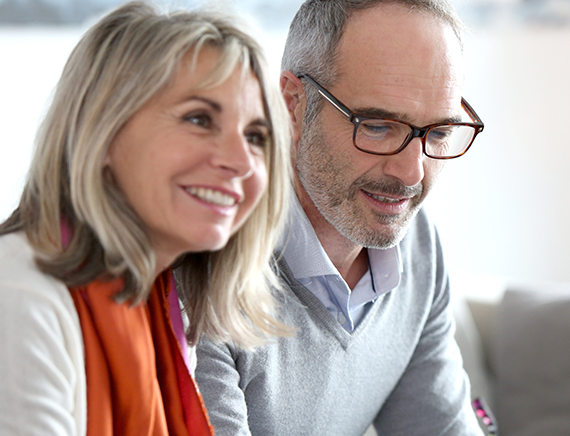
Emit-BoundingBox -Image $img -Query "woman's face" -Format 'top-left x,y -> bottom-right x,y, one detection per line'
106,48 -> 269,270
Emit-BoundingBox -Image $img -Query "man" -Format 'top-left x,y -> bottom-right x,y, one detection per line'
195,1 -> 485,435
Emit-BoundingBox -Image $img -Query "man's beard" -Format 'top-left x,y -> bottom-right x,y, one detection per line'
296,116 -> 425,249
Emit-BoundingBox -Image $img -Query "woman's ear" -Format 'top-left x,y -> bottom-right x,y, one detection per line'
280,71 -> 305,144
102,141 -> 114,167
102,152 -> 111,167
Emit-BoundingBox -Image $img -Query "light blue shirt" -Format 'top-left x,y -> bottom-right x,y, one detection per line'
280,194 -> 402,332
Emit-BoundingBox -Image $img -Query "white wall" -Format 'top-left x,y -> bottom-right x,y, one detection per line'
2,21 -> 570,285
0,26 -> 83,219
426,26 -> 570,283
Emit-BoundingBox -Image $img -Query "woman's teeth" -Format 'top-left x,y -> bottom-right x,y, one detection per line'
186,187 -> 236,207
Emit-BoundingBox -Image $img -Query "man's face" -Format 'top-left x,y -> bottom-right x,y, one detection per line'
293,4 -> 464,249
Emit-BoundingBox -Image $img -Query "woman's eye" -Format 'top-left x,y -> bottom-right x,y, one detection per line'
182,112 -> 213,129
246,130 -> 269,149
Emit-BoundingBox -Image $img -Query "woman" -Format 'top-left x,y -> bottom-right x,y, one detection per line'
0,2 -> 290,435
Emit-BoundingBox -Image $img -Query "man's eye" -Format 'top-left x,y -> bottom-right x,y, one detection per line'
428,127 -> 454,143
360,122 -> 393,138
182,112 -> 212,129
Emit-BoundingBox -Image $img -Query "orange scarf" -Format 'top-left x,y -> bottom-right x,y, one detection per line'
70,271 -> 214,436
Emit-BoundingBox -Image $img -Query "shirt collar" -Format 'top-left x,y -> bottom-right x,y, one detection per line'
280,192 -> 402,294
280,193 -> 338,279
367,243 -> 402,295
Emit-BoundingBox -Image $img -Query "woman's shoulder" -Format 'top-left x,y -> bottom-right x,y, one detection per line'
0,231 -> 78,324
0,232 -> 86,435
0,231 -> 35,265
0,231 -> 38,273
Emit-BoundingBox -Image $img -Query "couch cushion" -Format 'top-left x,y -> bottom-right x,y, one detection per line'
453,294 -> 495,410
493,286 -> 570,435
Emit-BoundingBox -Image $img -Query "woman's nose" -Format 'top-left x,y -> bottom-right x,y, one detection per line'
212,131 -> 256,179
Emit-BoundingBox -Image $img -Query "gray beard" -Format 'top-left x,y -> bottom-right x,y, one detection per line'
296,116 -> 425,250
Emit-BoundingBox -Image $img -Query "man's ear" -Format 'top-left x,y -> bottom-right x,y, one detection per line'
280,71 -> 305,144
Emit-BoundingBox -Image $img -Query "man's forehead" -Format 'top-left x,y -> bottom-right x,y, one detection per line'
332,3 -> 464,124
337,4 -> 462,68
343,3 -> 457,42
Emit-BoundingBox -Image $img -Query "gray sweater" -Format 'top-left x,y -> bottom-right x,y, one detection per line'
195,210 -> 483,436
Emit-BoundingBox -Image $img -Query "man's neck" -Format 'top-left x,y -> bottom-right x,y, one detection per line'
295,185 -> 369,289
315,221 -> 369,289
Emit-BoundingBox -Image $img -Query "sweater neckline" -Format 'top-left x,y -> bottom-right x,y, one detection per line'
278,258 -> 387,350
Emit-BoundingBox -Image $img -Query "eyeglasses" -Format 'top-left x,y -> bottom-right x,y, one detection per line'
298,74 -> 484,160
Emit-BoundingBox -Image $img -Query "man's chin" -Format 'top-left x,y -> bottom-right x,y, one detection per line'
358,212 -> 418,249
340,223 -> 404,250
365,233 -> 405,250
364,231 -> 405,249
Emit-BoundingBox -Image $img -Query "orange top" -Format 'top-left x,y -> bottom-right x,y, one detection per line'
70,271 -> 214,436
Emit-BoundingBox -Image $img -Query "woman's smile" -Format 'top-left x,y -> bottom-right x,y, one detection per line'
106,48 -> 269,269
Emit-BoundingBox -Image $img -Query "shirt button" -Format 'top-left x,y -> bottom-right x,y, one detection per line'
337,313 -> 346,324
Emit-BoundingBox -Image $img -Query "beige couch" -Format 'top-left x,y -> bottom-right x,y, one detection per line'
454,274 -> 570,436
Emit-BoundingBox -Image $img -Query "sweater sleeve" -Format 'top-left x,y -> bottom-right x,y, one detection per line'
0,234 -> 85,436
373,227 -> 483,436
0,282 -> 84,435
195,338 -> 252,436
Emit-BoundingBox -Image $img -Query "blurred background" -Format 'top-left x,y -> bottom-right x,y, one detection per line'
2,0 -> 570,295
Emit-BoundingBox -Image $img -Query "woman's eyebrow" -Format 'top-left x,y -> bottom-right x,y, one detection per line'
176,95 -> 270,128
249,118 -> 271,129
177,95 -> 222,112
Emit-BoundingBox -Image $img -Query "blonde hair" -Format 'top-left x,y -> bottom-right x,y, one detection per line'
0,1 -> 291,348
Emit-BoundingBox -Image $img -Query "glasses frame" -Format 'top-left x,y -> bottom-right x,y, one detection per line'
298,74 -> 485,160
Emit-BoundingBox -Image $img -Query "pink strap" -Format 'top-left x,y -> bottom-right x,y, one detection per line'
60,219 -> 71,247
168,274 -> 191,372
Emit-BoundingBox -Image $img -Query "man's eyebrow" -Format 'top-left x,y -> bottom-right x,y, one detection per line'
352,106 -> 462,125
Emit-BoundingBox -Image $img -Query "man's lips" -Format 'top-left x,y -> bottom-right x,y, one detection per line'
362,190 -> 410,204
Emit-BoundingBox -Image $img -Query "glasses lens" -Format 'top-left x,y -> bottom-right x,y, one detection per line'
425,125 -> 476,158
355,120 -> 412,154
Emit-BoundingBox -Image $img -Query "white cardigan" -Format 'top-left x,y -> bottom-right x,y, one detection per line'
0,232 -> 86,435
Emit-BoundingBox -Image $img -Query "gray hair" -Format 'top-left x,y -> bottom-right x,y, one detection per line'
281,0 -> 465,126
1,1 -> 291,348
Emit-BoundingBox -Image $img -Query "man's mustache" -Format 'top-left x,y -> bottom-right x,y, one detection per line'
353,177 -> 423,199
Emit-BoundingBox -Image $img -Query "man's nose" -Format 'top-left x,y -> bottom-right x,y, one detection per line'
381,137 -> 425,187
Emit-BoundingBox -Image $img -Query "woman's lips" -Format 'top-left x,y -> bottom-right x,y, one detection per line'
184,186 -> 241,207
